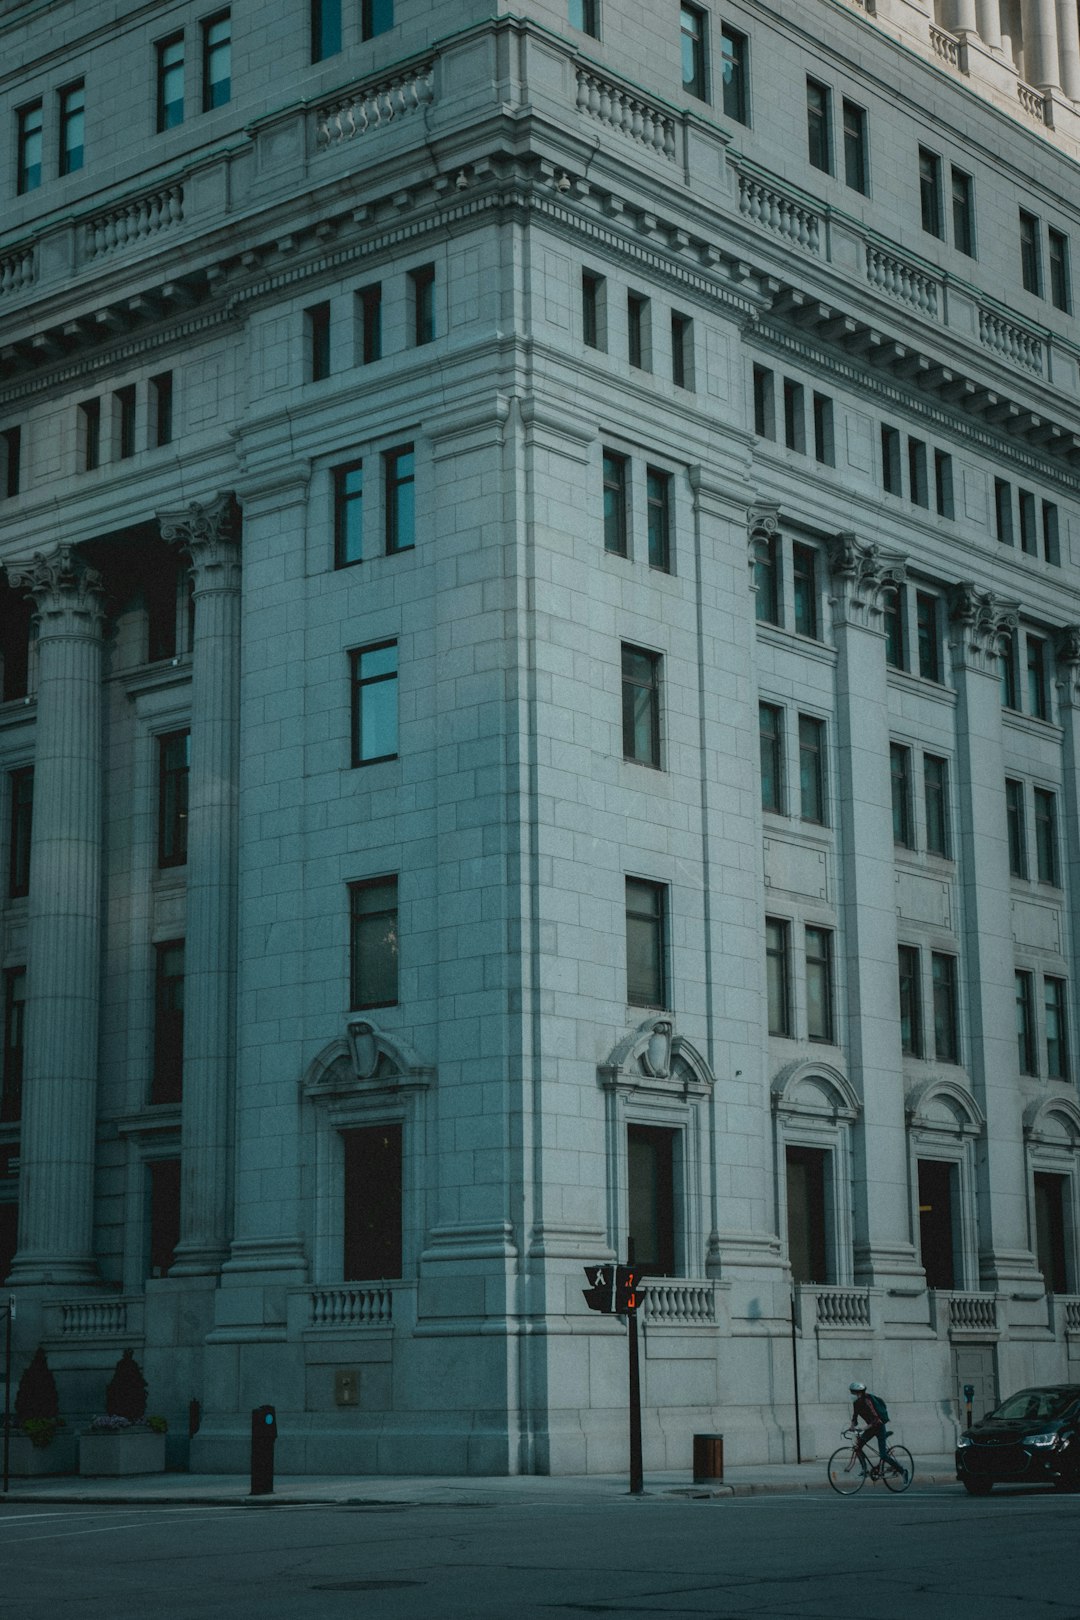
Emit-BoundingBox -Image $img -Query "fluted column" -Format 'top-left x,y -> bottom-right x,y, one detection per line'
949,586 -> 1036,1284
157,494 -> 241,1276
1024,0 -> 1062,87
827,535 -> 917,1285
8,547 -> 105,1286
1055,629 -> 1080,1036
1056,0 -> 1080,99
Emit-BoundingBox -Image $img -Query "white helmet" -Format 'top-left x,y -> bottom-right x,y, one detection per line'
849,1381 -> 866,1393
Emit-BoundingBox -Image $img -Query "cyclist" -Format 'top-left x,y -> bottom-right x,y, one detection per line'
849,1381 -> 906,1479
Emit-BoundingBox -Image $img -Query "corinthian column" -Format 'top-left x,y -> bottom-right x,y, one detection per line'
157,493 -> 241,1275
8,547 -> 105,1286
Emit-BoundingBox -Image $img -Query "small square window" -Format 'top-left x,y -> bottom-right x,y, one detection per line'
350,876 -> 399,1009
385,446 -> 415,554
351,641 -> 398,765
621,644 -> 661,768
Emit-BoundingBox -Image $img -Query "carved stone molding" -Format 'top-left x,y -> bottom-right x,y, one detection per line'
948,582 -> 1018,675
747,502 -> 781,590
157,492 -> 241,592
8,545 -> 106,638
1055,623 -> 1080,707
826,531 -> 906,630
598,1017 -> 714,1096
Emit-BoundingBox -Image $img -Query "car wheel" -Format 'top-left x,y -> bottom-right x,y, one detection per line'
962,1477 -> 993,1496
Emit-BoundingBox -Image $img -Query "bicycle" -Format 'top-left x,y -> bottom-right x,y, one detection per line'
827,1427 -> 914,1495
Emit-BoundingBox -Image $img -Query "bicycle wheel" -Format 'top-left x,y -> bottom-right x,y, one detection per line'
828,1446 -> 868,1495
882,1445 -> 914,1493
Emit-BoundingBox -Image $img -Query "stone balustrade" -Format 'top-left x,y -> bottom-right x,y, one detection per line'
814,1287 -> 872,1329
978,307 -> 1044,374
0,246 -> 36,297
738,173 -> 821,255
640,1278 -> 716,1325
930,24 -> 960,68
1016,80 -> 1049,123
56,1299 -> 131,1336
308,1285 -> 394,1327
83,186 -> 184,261
865,244 -> 940,318
1064,1298 -> 1080,1333
316,65 -> 434,148
947,1293 -> 998,1332
574,68 -> 676,161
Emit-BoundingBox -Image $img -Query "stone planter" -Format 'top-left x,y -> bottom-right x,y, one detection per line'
4,1431 -> 78,1477
78,1430 -> 167,1476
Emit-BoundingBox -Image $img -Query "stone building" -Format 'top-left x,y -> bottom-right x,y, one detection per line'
1,0 -> 1079,1474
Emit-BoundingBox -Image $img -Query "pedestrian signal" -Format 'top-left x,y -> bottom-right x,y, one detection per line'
583,1264 -> 615,1313
616,1265 -> 642,1314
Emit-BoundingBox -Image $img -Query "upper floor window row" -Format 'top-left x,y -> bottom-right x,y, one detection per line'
602,450 -> 675,573
156,11 -> 231,133
16,82 -> 83,194
679,6 -> 750,126
312,0 -> 394,61
304,267 -> 435,383
75,374 -> 174,473
805,79 -> 870,196
1020,209 -> 1071,313
918,147 -> 976,258
582,271 -> 695,390
333,444 -> 414,568
880,425 -> 953,519
753,367 -> 834,467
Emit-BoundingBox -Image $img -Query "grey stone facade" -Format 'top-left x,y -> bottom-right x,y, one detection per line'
1,0 -> 1079,1474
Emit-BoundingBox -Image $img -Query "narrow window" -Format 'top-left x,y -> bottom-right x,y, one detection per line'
783,378 -> 805,454
1049,227 -> 1070,312
80,398 -> 101,472
0,968 -> 26,1124
333,461 -> 364,568
1026,634 -> 1048,720
156,34 -> 185,131
361,0 -> 394,41
627,292 -> 650,371
884,591 -> 905,671
1045,977 -> 1070,1080
806,78 -> 831,174
994,478 -> 1014,545
311,0 -> 342,61
1000,634 -> 1018,711
1020,209 -> 1042,295
344,1124 -> 403,1280
881,424 -> 902,495
621,645 -> 661,768
890,743 -> 914,848
8,768 -> 32,899
157,729 -> 190,868
753,532 -> 781,626
116,385 -> 137,461
798,714 -> 826,824
753,365 -> 775,439
842,99 -> 867,194
899,945 -> 922,1056
351,641 -> 398,765
934,450 -> 954,519
924,755 -> 949,858
0,592 -> 32,701
1033,1172 -> 1070,1293
759,702 -> 783,814
627,1124 -> 677,1276
147,1158 -> 181,1276
602,451 -> 628,557
1034,788 -> 1058,885
349,876 -> 399,1009
146,556 -> 183,662
951,167 -> 975,256
786,1145 -> 828,1283
569,0 -> 600,37
582,271 -> 606,351
919,147 -> 943,238
1005,779 -> 1027,878
766,918 -> 790,1036
916,593 -> 940,683
812,393 -> 834,466
152,940 -> 185,1104
680,4 -> 708,101
1016,970 -> 1037,1074
384,446 -> 415,554
625,877 -> 667,1008
931,952 -> 959,1063
307,302 -> 331,382
358,284 -> 382,364
671,312 -> 692,389
58,81 -> 85,177
918,1160 -> 956,1289
1,427 -> 21,499
805,927 -> 833,1042
1042,502 -> 1060,566
721,24 -> 749,125
645,468 -> 671,572
1019,488 -> 1038,555
908,437 -> 928,508
202,12 -> 231,111
792,545 -> 818,639
150,372 -> 173,448
409,264 -> 435,346
17,101 -> 43,193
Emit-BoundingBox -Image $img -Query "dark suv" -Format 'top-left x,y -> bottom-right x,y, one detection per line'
956,1385 -> 1080,1495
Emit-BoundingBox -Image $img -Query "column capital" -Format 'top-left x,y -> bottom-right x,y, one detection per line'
746,502 -> 779,585
157,492 -> 241,593
826,532 -> 906,630
1055,624 -> 1080,706
9,545 -> 106,638
948,582 -> 1018,676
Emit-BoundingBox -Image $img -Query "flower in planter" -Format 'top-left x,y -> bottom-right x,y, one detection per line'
89,1414 -> 134,1433
20,1416 -> 66,1450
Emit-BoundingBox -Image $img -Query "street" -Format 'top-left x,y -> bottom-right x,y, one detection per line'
1,1484 -> 1077,1619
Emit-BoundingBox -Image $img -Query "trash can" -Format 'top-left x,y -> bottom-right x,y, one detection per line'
693,1433 -> 724,1483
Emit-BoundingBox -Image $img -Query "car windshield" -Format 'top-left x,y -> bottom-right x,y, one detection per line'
988,1389 -> 1079,1422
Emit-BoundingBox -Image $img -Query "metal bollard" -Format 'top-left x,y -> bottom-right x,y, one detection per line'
250,1404 -> 277,1495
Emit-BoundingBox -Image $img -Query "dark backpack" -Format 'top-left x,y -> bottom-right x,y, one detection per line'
869,1393 -> 889,1424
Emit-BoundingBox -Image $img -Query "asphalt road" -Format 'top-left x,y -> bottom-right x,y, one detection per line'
1,1484 -> 1077,1619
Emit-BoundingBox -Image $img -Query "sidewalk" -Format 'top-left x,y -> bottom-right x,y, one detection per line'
0,1455 -> 959,1508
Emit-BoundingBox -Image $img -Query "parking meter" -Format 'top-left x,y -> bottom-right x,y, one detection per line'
963,1383 -> 975,1430
250,1404 -> 277,1495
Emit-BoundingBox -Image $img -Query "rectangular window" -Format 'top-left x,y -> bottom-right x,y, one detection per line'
150,372 -> 173,448
1,968 -> 26,1124
798,714 -> 826,824
569,0 -> 600,37
783,378 -> 805,454
884,592 -> 905,671
908,437 -> 928,507
361,0 -> 394,40
934,450 -> 954,519
1049,227 -> 1070,312
59,81 -> 85,176
147,1158 -> 181,1277
358,284 -> 382,364
1005,779 -> 1027,878
307,302 -> 331,382
891,743 -> 914,848
625,877 -> 667,1008
806,78 -> 831,174
792,544 -> 818,639
349,876 -> 399,1009
80,398 -> 101,472
919,148 -> 943,238
899,945 -> 923,1057
842,98 -> 868,194
924,754 -> 949,858
671,312 -> 692,389
759,702 -> 783,814
627,292 -> 650,371
918,1159 -> 956,1290
753,365 -> 775,440
881,424 -> 901,495
152,940 -> 185,1105
645,468 -> 671,572
1027,634 -> 1048,720
384,446 -> 415,554
812,393 -> 834,466
680,4 -> 708,100
17,101 -> 43,193
409,264 -> 435,346
994,478 -> 1014,545
627,1125 -> 678,1276
156,34 -> 185,131
0,593 -> 31,702
351,641 -> 398,766
311,0 -> 342,61
344,1124 -> 403,1280
1000,635 -> 1018,710
146,557 -> 183,663
916,593 -> 940,683
805,927 -> 833,1043
8,767 -> 32,899
753,531 -> 781,626
333,460 -> 364,568
202,12 -> 231,111
157,729 -> 190,868
721,24 -> 749,124
1016,970 -> 1037,1074
1019,488 -> 1038,555
1020,209 -> 1042,294
932,952 -> 959,1063
766,918 -> 790,1036
2,427 -> 21,499
116,385 -> 136,461
582,270 -> 606,351
602,450 -> 628,557
1034,1172 -> 1069,1294
1034,787 -> 1058,885
786,1145 -> 828,1284
1045,977 -> 1070,1080
1042,502 -> 1060,566
622,645 -> 661,768
951,166 -> 975,257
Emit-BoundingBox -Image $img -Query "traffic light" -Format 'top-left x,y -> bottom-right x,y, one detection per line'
583,1264 -> 615,1313
616,1265 -> 642,1314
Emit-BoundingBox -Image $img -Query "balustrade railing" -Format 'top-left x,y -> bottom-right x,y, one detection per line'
574,68 -> 676,161
978,307 -> 1044,373
316,65 -> 434,148
84,186 -> 184,260
738,174 -> 821,254
1064,1298 -> 1080,1333
0,246 -> 36,296
1017,80 -> 1049,123
814,1288 -> 871,1328
308,1286 -> 393,1328
947,1293 -> 997,1332
929,24 -> 959,67
59,1299 -> 129,1336
641,1279 -> 716,1326
865,244 -> 940,318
